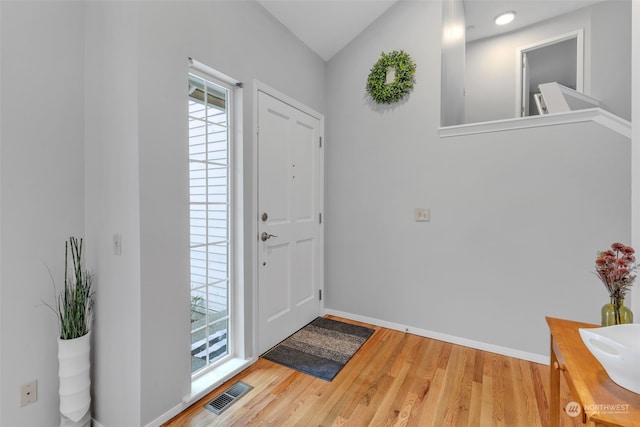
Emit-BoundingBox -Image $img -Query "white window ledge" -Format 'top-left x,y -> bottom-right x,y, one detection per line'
439,108 -> 631,139
184,357 -> 256,405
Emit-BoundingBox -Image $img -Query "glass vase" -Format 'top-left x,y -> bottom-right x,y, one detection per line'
601,297 -> 633,326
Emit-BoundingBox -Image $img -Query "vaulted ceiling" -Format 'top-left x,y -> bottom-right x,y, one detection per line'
257,0 -> 604,61
257,0 -> 398,61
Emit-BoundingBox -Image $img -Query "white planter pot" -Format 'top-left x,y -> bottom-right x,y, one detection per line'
58,332 -> 91,423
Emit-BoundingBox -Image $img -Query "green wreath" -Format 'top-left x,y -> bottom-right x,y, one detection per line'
366,50 -> 416,104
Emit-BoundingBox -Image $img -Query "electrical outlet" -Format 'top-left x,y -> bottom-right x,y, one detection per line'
20,380 -> 37,407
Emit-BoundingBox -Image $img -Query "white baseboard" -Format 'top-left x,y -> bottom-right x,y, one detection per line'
324,309 -> 548,365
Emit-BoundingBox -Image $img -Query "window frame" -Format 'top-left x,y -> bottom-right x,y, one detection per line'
188,67 -> 237,379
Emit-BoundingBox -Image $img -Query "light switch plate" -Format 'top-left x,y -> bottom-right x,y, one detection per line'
415,208 -> 430,222
113,233 -> 122,256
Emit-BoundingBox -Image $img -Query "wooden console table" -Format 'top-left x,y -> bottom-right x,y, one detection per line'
546,317 -> 640,426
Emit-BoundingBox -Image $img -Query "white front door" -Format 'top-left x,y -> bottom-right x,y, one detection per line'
257,89 -> 323,354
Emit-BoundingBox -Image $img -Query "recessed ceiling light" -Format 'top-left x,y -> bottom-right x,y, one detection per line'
494,11 -> 516,26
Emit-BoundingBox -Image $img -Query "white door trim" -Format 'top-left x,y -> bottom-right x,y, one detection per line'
251,80 -> 325,356
515,29 -> 584,117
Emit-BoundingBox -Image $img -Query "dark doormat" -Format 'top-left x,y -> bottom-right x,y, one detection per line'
261,317 -> 375,381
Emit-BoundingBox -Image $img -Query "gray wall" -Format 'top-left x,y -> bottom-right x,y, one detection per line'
1,2 -> 86,426
85,2 -> 143,425
591,0 -> 632,120
465,0 -> 630,123
440,0 -> 466,126
325,0 -> 630,359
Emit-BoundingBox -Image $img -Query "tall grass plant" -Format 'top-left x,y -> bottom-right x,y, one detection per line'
45,237 -> 94,340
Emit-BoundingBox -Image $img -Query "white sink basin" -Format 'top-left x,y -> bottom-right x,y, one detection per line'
579,324 -> 640,394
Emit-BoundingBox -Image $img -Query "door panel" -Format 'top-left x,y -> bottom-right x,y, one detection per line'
257,91 -> 323,353
292,121 -> 315,220
292,238 -> 314,305
263,243 -> 290,321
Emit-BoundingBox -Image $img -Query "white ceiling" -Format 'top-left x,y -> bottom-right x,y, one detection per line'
257,0 -> 398,61
464,0 -> 603,42
257,0 -> 605,61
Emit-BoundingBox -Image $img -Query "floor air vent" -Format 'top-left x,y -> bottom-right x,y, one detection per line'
204,381 -> 253,415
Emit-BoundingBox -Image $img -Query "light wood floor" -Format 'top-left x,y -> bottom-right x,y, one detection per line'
164,316 -> 582,426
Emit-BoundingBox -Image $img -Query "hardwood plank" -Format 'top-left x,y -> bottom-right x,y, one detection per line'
514,358 -> 540,426
163,317 -> 583,427
488,353 -> 507,425
369,334 -> 425,425
407,339 -> 449,426
479,370 -> 494,426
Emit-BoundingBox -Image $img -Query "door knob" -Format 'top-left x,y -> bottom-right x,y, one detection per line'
261,232 -> 278,241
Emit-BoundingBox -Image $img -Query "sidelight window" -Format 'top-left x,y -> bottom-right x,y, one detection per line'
188,72 -> 234,374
